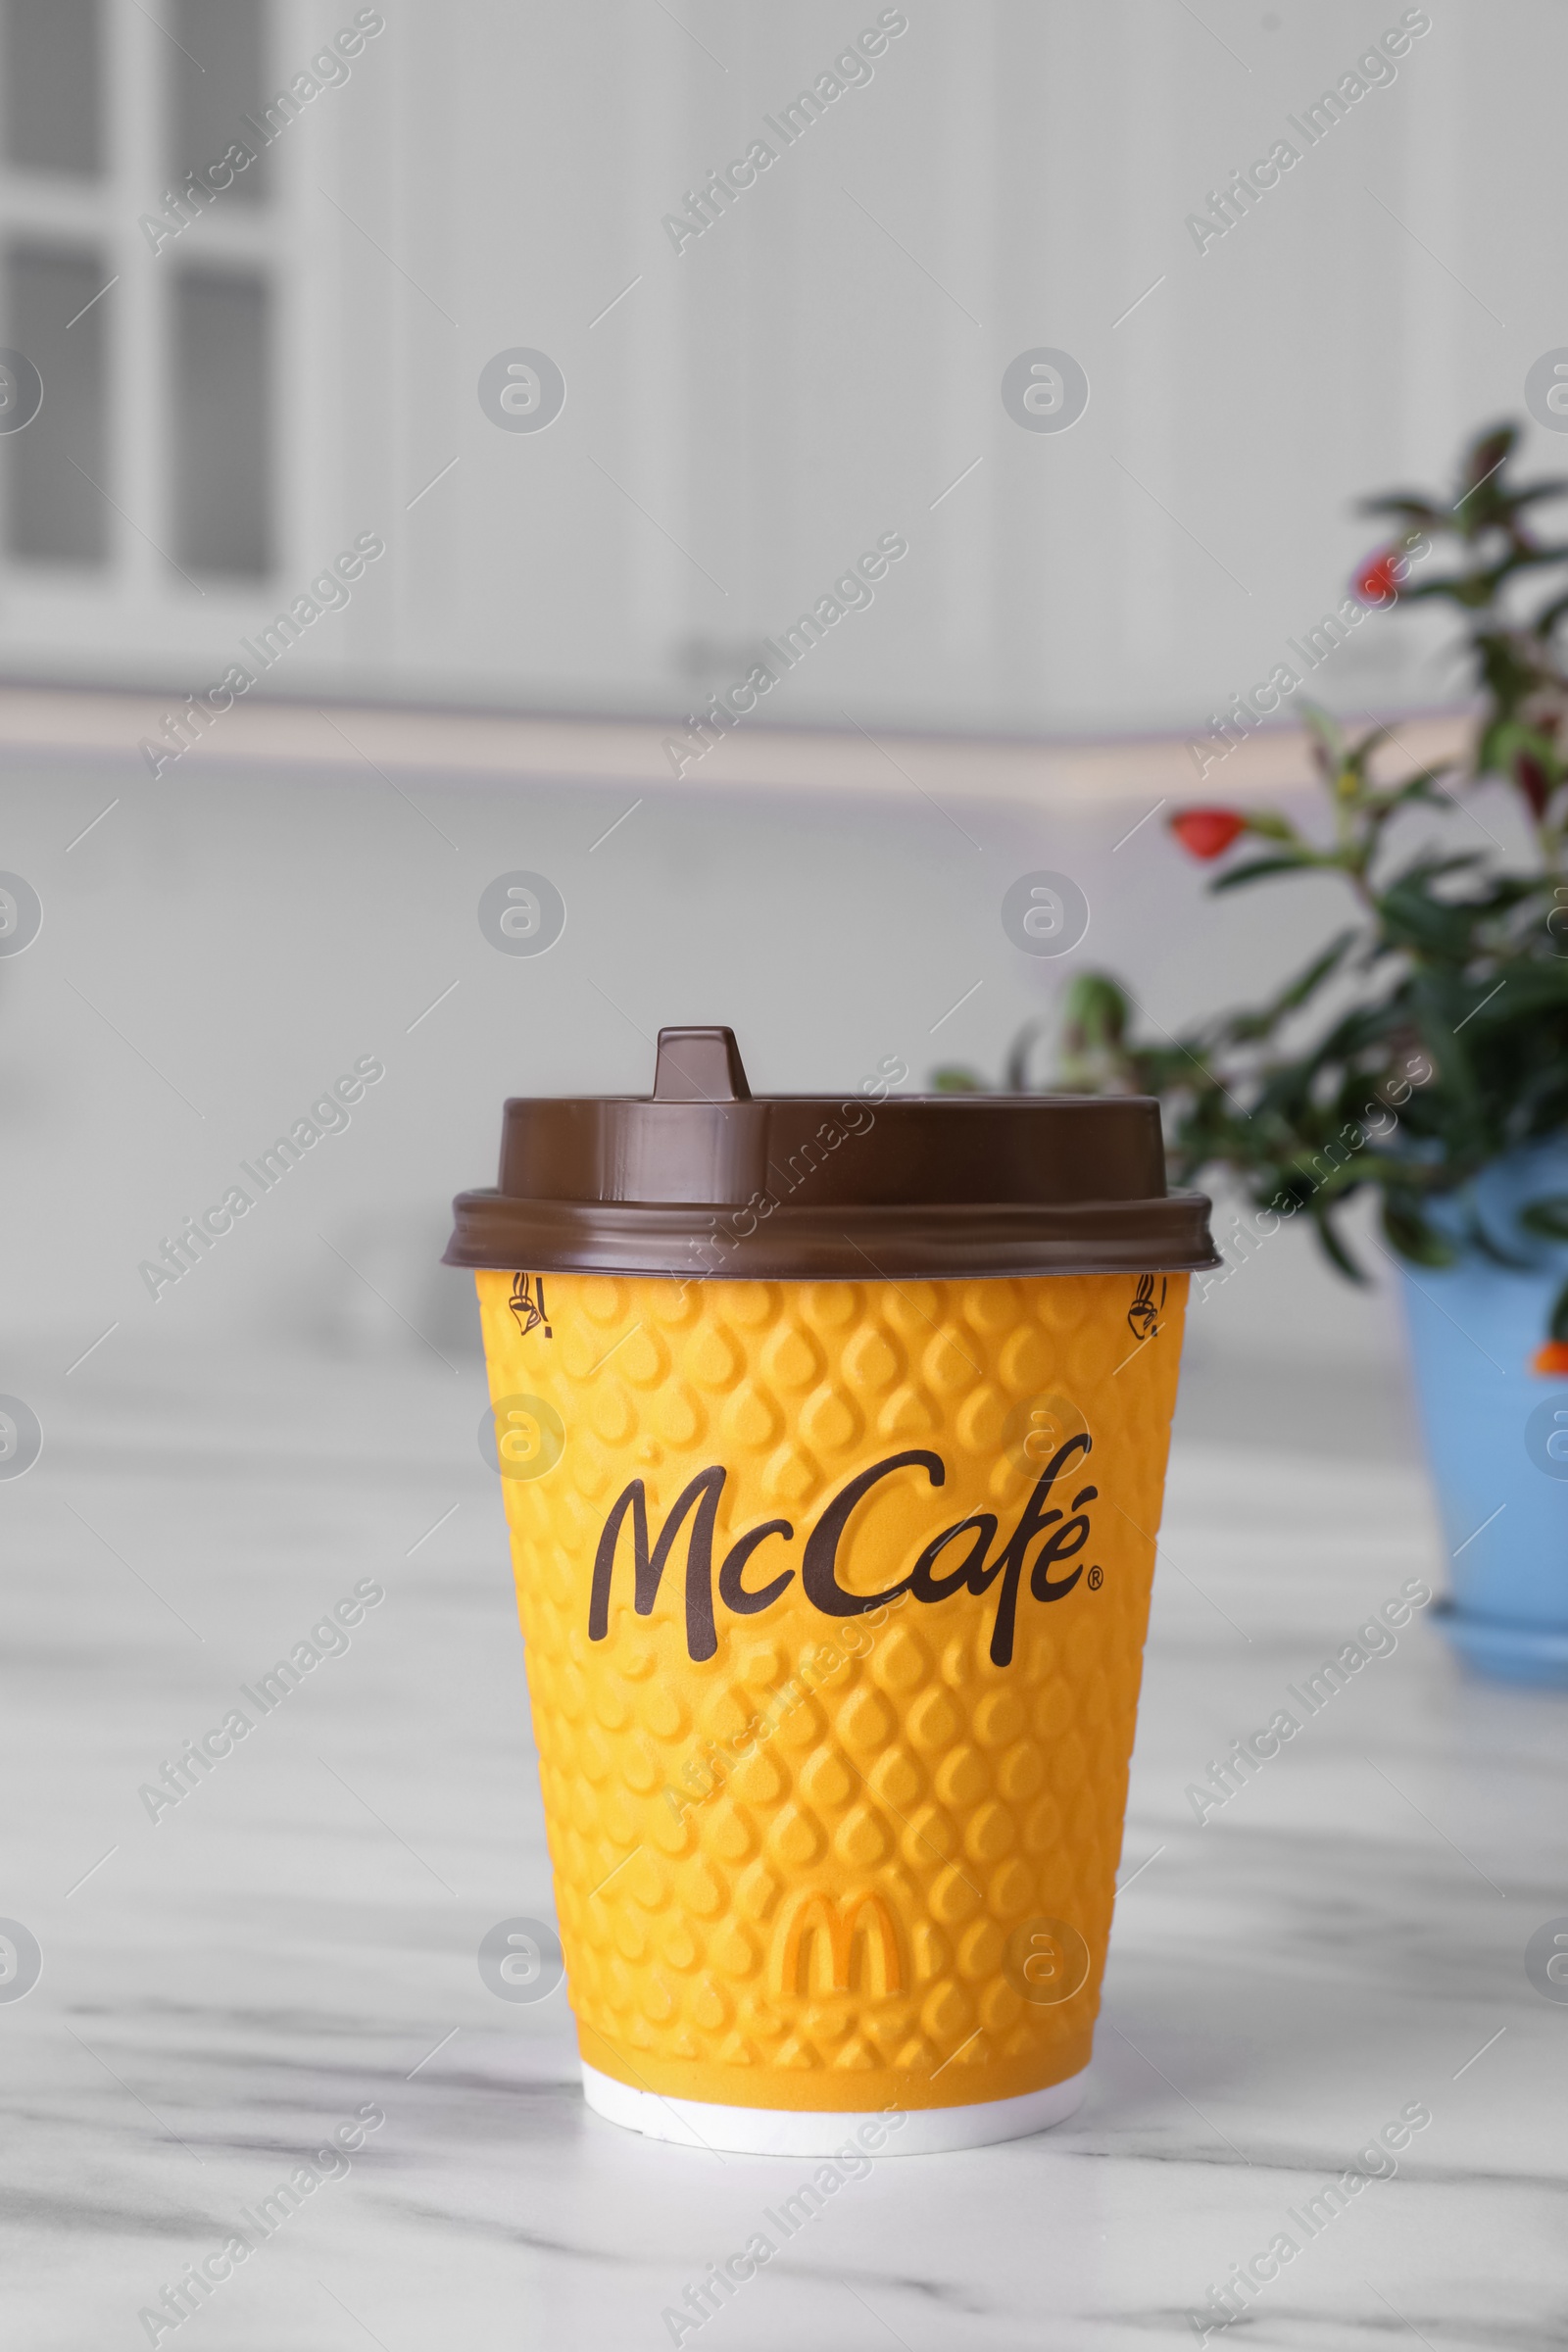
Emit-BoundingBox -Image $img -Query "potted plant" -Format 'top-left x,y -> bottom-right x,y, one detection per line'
941,423 -> 1568,1685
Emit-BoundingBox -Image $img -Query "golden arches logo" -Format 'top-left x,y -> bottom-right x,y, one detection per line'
772,1889 -> 903,1999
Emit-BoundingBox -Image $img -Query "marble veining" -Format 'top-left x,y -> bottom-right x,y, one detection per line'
4,1340 -> 1565,2349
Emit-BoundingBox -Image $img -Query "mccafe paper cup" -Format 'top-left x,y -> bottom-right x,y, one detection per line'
446,1027 -> 1216,2155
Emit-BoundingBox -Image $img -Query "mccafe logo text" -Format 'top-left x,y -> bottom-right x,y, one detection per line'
589,1437 -> 1099,1668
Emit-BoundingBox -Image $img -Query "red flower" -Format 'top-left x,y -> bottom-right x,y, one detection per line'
1170,807 -> 1247,860
1354,550 -> 1401,605
1513,752 -> 1550,820
1532,1340 -> 1568,1376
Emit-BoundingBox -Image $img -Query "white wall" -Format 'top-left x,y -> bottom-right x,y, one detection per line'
3,735 -> 1446,1395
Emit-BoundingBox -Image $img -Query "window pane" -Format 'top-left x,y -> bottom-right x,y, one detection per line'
171,1 -> 270,206
3,245 -> 109,564
2,0 -> 103,176
172,270 -> 271,576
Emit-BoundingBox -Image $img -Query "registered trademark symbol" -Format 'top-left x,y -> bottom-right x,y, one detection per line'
1087,1565 -> 1103,1591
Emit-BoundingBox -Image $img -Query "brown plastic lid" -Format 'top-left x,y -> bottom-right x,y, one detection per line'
443,1025 -> 1218,1281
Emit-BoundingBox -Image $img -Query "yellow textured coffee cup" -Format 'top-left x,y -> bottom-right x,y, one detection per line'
477,1261 -> 1187,2150
449,1024 -> 1214,2154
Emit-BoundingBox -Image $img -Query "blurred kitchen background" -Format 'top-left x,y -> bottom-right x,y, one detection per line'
2,0 -> 1561,1438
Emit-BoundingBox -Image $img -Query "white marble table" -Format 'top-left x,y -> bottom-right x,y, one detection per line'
6,1337 -> 1566,2350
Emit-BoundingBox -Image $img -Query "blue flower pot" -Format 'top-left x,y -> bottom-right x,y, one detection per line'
1397,1142 -> 1568,1687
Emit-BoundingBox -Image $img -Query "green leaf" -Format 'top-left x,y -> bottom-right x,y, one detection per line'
1209,855 -> 1318,893
1366,771 -> 1455,824
1344,722 -> 1394,777
1358,494 -> 1447,527
1382,1194 -> 1459,1267
1460,422 -> 1516,494
1396,575 -> 1502,607
1475,717 -> 1514,776
1298,702 -> 1345,780
1490,473 -> 1568,503
1551,1277 -> 1568,1346
1373,880 -> 1482,959
930,1066 -> 985,1093
1311,1205 -> 1368,1284
1532,586 -> 1568,638
1477,716 -> 1562,788
1059,974 -> 1129,1044
1520,1196 -> 1568,1242
1243,809 -> 1299,843
1276,928 -> 1358,1008
1002,1020 -> 1050,1093
1225,930 -> 1360,1043
1463,1210 -> 1536,1272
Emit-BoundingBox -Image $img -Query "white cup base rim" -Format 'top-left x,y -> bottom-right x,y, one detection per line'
579,2058 -> 1089,2156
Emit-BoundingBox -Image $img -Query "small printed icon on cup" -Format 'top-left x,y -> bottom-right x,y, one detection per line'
0,873 -> 42,958
0,1919 -> 42,2002
1524,349 -> 1568,435
1001,1392 -> 1089,1479
1001,870 -> 1090,957
1127,1272 -> 1167,1343
477,348 -> 566,434
477,870 -> 566,957
1004,1915 -> 1090,2006
1525,1396 -> 1568,1480
1000,347 -> 1089,435
0,349 -> 44,436
1525,1914 -> 1568,2003
477,1915 -> 564,2002
479,1393 -> 565,1482
0,1396 -> 43,1481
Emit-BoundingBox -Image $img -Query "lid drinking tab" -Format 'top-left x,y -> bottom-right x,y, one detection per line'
652,1026 -> 753,1102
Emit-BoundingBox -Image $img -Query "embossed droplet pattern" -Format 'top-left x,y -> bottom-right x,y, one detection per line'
477,1269 -> 1186,2114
